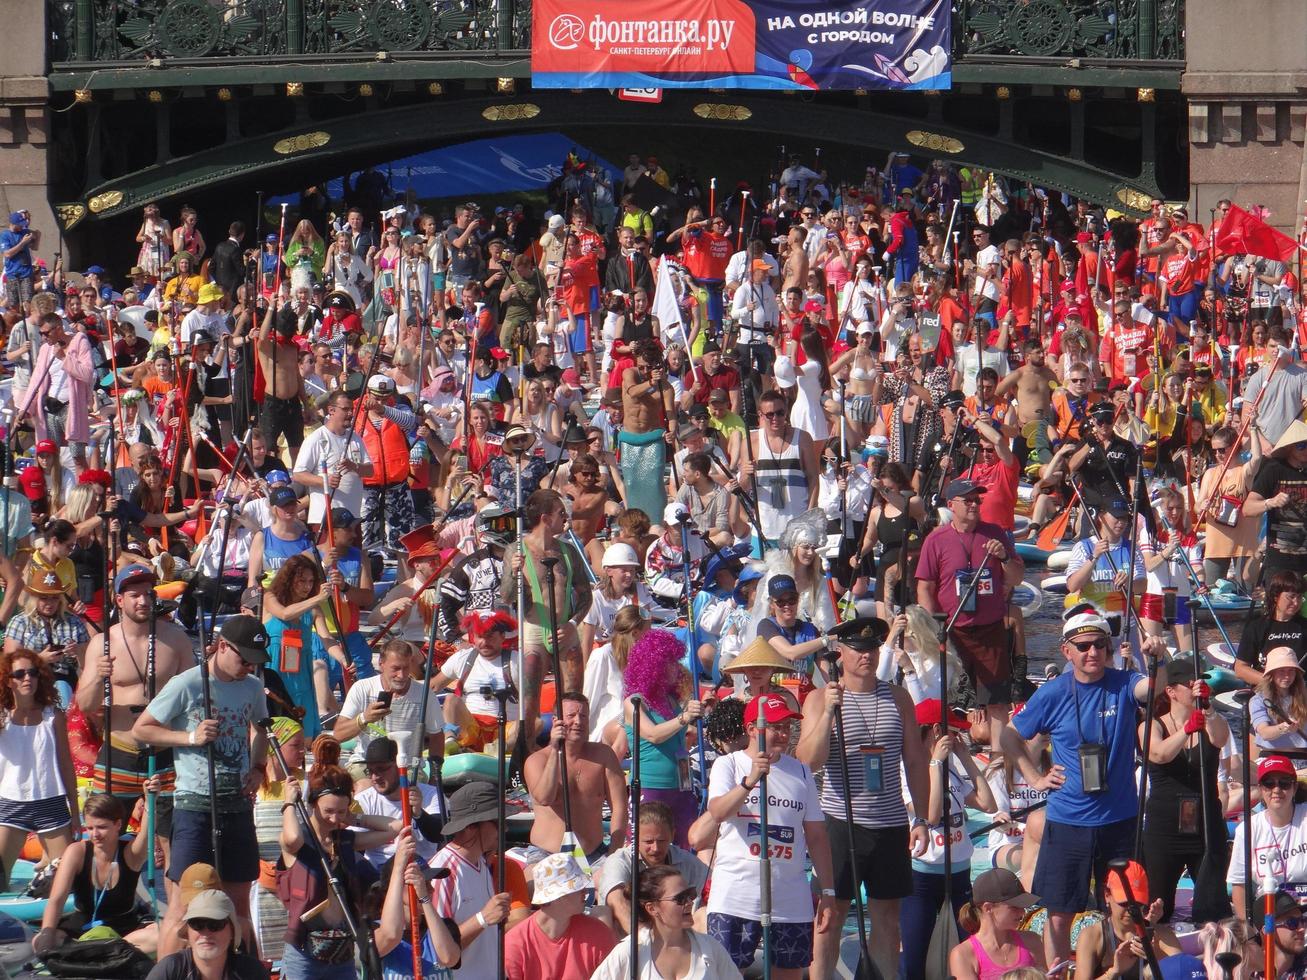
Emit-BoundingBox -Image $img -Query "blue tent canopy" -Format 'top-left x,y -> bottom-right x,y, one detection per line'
279,132 -> 620,203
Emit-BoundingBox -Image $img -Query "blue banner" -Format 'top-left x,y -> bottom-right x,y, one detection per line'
532,0 -> 951,90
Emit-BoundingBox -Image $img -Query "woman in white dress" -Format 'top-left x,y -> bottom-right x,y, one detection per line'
790,329 -> 831,448
323,229 -> 371,306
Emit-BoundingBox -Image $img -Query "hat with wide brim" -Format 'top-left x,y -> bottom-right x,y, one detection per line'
1272,419 -> 1307,458
723,637 -> 796,675
196,282 -> 224,305
443,782 -> 501,836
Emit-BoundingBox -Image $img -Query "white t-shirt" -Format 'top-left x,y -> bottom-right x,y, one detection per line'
910,760 -> 974,870
582,586 -> 656,646
439,647 -> 520,721
1141,533 -> 1202,595
353,783 -> 445,867
1227,803 -> 1307,895
984,769 -> 1048,851
954,345 -> 1010,396
976,245 -> 1002,302
706,751 -> 823,923
292,425 -> 372,524
339,675 -> 444,764
430,847 -> 496,979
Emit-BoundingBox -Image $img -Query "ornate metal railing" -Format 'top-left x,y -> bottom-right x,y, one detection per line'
47,0 -> 1181,67
956,0 -> 1184,62
47,0 -> 532,63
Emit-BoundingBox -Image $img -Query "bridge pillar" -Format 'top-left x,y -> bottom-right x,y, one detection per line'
0,0 -> 57,245
1184,0 -> 1307,236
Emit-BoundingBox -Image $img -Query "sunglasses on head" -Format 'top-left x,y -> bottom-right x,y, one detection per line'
10,668 -> 39,680
1070,638 -> 1109,652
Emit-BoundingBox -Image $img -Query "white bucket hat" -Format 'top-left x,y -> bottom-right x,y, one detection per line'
602,543 -> 641,568
532,853 -> 591,904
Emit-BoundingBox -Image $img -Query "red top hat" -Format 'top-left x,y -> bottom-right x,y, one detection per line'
399,524 -> 440,560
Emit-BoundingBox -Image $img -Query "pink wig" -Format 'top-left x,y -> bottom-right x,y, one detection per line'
623,628 -> 686,717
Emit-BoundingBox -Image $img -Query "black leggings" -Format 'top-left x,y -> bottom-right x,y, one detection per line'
1141,834 -> 1205,923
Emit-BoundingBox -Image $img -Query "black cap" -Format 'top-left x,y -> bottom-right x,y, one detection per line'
1103,497 -> 1132,519
364,737 -> 398,765
1166,659 -> 1197,686
688,404 -> 709,418
190,329 -> 215,347
767,574 -> 799,599
329,506 -> 358,528
829,617 -> 890,651
1090,401 -> 1116,421
940,390 -> 965,410
219,614 -> 270,665
701,340 -> 721,354
943,478 -> 987,500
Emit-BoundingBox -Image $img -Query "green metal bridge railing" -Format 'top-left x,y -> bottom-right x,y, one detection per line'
47,0 -> 1182,72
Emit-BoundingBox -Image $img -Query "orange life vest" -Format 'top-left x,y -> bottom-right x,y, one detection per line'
355,414 -> 411,488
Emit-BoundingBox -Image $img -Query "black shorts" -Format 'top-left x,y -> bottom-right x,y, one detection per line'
827,817 -> 912,902
168,805 -> 260,884
259,395 -> 304,451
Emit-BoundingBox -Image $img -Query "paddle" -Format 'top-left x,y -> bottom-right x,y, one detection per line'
1035,503 -> 1071,553
1215,951 -> 1241,980
1231,688 -> 1255,923
629,694 -> 643,979
926,557 -> 991,980
1106,858 -> 1165,980
541,556 -> 588,874
967,799 -> 1048,840
1187,596 -> 1233,923
756,698 -> 772,980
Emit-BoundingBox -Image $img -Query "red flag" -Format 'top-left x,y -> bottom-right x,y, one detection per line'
1214,204 -> 1303,263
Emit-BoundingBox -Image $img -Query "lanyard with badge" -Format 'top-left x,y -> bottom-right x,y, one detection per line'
952,528 -> 994,613
849,692 -> 886,794
1072,679 -> 1108,793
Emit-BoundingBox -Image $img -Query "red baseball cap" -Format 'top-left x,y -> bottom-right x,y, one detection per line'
1075,231 -> 1094,244
744,693 -> 801,727
34,440 -> 56,455
1258,755 -> 1296,783
18,467 -> 45,500
915,698 -> 969,730
78,468 -> 111,488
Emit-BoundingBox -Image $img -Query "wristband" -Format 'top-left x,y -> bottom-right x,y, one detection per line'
476,911 -> 488,928
188,729 -> 197,746
418,895 -> 431,906
820,888 -> 836,897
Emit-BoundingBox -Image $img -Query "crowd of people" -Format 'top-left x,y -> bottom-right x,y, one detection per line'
0,147 -> 1305,980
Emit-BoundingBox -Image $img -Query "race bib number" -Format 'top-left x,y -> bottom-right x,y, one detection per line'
933,810 -> 965,849
747,822 -> 796,860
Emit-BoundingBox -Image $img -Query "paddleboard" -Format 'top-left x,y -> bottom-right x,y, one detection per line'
1040,574 -> 1069,595
1206,642 -> 1235,668
1047,550 -> 1073,572
1012,582 -> 1041,617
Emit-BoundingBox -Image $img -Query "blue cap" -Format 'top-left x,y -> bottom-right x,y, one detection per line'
113,563 -> 157,593
8,212 -> 25,226
84,265 -> 106,276
1156,954 -> 1207,980
265,233 -> 277,243
264,469 -> 290,485
767,574 -> 799,599
268,486 -> 297,508
733,565 -> 764,604
329,506 -> 357,528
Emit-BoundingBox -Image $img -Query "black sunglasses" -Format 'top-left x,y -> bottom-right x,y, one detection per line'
658,888 -> 697,907
1263,777 -> 1296,790
1070,638 -> 1109,652
187,918 -> 230,933
761,410 -> 786,419
10,668 -> 39,680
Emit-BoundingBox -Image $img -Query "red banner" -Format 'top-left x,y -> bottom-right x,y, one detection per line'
534,0 -> 757,77
1215,204 -> 1302,264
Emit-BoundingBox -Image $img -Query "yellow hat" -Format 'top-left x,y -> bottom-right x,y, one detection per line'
723,638 -> 796,675
196,282 -> 224,305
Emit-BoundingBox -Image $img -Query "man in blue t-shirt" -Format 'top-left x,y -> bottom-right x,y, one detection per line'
1,211 -> 37,307
1000,610 -> 1166,967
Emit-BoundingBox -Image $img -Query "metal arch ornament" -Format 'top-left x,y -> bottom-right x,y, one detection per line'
273,131 -> 332,155
1115,186 -> 1154,215
155,0 -> 222,57
905,130 -> 964,154
481,104 -> 540,121
1006,0 -> 1075,56
692,104 -> 752,121
54,203 -> 87,231
87,190 -> 125,214
368,0 -> 434,51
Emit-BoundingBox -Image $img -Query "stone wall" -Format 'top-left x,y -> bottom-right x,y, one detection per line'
1183,0 -> 1307,236
0,0 -> 57,249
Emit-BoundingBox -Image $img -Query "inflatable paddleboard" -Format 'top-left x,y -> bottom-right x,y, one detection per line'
441,752 -> 506,789
1206,642 -> 1235,668
1040,574 -> 1069,596
1012,582 -> 1041,617
1047,549 -> 1073,572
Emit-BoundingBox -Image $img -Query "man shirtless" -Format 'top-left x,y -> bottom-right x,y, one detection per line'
781,225 -> 809,296
620,338 -> 675,526
995,337 -> 1057,466
500,489 -> 592,746
76,565 -> 194,869
565,453 -> 620,546
523,692 -> 627,865
257,295 -> 306,461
